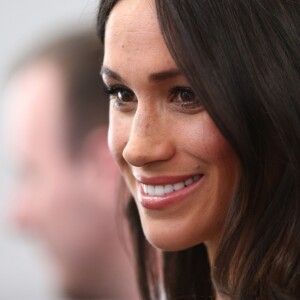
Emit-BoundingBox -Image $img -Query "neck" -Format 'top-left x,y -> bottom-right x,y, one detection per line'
204,240 -> 218,266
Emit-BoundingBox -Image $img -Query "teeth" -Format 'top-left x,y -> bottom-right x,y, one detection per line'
142,184 -> 147,194
174,182 -> 185,191
148,185 -> 155,195
155,185 -> 165,196
185,178 -> 193,186
193,175 -> 201,181
164,184 -> 174,194
141,175 -> 202,196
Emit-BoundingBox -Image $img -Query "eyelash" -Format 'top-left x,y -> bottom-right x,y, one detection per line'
169,86 -> 202,109
103,84 -> 202,110
104,84 -> 135,109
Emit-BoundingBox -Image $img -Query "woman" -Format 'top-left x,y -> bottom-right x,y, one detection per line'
98,0 -> 300,299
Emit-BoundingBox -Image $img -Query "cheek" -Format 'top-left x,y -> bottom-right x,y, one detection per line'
108,108 -> 130,167
179,112 -> 238,172
179,112 -> 240,214
108,110 -> 138,198
179,113 -> 230,160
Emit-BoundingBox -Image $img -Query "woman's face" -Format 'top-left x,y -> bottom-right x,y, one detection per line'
102,0 -> 240,252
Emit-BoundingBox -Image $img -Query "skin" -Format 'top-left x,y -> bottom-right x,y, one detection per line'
102,0 -> 240,263
6,59 -> 139,299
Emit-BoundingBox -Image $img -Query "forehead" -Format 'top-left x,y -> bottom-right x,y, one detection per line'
104,0 -> 176,75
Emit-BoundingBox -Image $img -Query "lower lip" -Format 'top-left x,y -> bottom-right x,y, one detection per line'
137,176 -> 204,210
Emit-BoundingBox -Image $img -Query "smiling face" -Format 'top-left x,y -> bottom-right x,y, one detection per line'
102,0 -> 240,254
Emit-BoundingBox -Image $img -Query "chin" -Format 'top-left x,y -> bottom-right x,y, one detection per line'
148,238 -> 191,252
141,221 -> 205,252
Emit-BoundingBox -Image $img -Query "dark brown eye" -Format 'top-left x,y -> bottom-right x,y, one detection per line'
179,89 -> 196,102
104,84 -> 137,111
104,84 -> 135,102
117,89 -> 134,102
169,86 -> 203,110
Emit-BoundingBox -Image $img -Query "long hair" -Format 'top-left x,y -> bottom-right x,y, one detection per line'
98,1 -> 300,299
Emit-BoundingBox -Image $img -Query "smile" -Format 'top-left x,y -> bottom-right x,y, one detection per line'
135,174 -> 204,210
141,175 -> 202,196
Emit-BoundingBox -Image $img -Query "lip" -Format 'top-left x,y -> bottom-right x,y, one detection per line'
136,174 -> 204,210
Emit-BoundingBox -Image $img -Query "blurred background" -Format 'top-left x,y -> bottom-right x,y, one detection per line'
0,1 -> 99,299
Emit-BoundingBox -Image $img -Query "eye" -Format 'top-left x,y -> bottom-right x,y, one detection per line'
104,84 -> 135,101
169,86 -> 203,110
104,84 -> 136,110
179,89 -> 195,102
116,88 -> 134,102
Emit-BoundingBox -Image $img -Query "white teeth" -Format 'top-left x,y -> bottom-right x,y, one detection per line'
148,185 -> 155,195
173,182 -> 185,191
141,175 -> 202,196
185,178 -> 193,186
164,184 -> 174,194
155,185 -> 165,196
142,184 -> 148,194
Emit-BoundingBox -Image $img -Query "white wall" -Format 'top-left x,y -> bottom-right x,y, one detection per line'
0,1 -> 99,299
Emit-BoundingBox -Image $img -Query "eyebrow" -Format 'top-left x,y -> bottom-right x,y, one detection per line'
100,66 -> 123,82
149,69 -> 181,81
100,66 -> 182,83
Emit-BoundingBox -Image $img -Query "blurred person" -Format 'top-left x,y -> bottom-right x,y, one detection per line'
5,32 -> 139,300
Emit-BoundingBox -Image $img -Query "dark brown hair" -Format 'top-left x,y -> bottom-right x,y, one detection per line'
98,1 -> 300,299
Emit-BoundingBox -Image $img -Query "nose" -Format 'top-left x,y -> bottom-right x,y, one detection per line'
123,106 -> 175,167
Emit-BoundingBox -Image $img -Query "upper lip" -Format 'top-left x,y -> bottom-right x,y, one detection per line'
133,174 -> 203,185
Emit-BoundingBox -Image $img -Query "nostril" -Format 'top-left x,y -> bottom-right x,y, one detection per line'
130,154 -> 148,166
123,136 -> 175,167
123,146 -> 148,167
